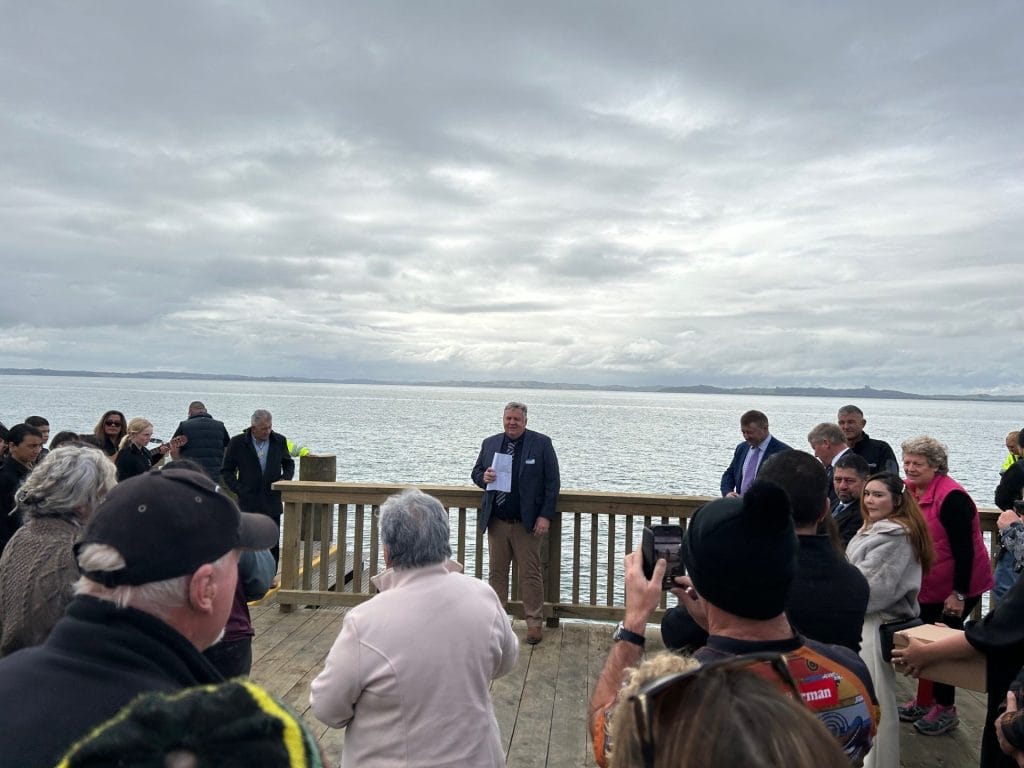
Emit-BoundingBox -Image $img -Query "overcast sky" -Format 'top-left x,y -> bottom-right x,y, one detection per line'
2,2 -> 1022,393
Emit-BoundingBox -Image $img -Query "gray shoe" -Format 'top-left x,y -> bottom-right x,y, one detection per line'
898,699 -> 928,723
913,705 -> 959,736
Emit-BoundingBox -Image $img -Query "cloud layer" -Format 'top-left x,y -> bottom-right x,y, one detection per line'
2,2 -> 1022,392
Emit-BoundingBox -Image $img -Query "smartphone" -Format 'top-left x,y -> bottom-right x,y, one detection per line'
641,524 -> 685,590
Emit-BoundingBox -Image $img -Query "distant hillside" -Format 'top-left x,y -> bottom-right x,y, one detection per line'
2,368 -> 1023,403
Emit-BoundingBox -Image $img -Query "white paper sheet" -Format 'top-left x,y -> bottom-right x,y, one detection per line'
486,451 -> 513,492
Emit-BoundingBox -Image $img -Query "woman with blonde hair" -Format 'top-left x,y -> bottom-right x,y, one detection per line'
114,418 -> 183,482
0,445 -> 116,655
607,652 -> 848,768
846,472 -> 934,767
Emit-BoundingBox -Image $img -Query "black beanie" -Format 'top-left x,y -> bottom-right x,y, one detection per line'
681,480 -> 797,620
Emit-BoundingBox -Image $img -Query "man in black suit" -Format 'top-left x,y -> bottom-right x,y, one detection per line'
719,410 -> 790,496
831,452 -> 869,546
472,401 -> 560,645
222,409 -> 294,567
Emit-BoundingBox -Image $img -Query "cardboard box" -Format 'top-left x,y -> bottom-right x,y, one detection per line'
894,623 -> 986,692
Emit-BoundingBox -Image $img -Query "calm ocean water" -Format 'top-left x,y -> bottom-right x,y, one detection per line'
0,374 -> 1018,502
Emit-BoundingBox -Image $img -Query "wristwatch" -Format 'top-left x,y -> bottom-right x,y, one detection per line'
613,622 -> 646,647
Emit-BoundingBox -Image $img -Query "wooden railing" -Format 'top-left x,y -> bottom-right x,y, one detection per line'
273,480 -> 1003,622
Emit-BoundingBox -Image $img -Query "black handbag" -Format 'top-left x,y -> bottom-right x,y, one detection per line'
879,616 -> 925,663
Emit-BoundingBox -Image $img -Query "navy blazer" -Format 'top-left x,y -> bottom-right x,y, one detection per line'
472,429 -> 560,534
719,435 -> 791,495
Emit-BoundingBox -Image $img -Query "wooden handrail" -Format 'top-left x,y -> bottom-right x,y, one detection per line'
272,479 -> 1003,622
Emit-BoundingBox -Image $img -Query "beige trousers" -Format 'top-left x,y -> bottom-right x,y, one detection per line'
487,518 -> 545,629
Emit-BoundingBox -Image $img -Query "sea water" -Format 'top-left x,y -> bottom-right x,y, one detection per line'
1,374 -> 1016,500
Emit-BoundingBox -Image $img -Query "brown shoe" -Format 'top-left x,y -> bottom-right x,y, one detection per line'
526,626 -> 542,645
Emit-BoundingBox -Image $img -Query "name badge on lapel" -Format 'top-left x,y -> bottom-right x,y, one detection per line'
525,458 -> 536,465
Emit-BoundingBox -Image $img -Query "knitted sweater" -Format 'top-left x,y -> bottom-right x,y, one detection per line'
0,515 -> 83,656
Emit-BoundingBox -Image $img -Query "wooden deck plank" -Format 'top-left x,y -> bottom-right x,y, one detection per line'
491,622 -> 531,755
546,623 -> 592,768
250,609 -> 984,768
506,630 -> 560,768
251,608 -> 344,706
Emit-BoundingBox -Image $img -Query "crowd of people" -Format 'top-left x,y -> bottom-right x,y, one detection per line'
0,398 -> 1022,767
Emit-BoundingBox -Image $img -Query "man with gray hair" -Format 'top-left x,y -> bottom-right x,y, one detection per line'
807,422 -> 852,507
0,467 -> 279,768
222,409 -> 295,566
837,405 -> 899,475
311,488 -> 518,767
472,401 -> 560,644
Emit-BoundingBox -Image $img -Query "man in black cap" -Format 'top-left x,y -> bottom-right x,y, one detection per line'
591,482 -> 880,767
0,467 -> 279,768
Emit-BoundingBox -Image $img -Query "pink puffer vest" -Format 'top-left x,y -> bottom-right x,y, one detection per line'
911,473 -> 993,603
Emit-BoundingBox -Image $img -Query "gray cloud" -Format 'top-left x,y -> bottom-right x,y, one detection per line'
1,2 -> 1021,393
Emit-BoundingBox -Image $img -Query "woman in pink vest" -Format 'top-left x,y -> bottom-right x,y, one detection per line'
898,435 -> 994,736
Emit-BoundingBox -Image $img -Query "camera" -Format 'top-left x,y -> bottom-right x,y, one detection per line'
641,524 -> 685,590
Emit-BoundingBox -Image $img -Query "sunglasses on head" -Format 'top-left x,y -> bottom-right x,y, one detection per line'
629,652 -> 800,768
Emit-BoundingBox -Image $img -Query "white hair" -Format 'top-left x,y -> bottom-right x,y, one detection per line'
74,544 -> 233,619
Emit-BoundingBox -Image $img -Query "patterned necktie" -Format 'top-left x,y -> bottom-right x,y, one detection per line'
496,439 -> 515,507
740,445 -> 760,494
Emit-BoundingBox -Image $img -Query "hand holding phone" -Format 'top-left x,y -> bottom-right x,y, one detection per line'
641,524 -> 685,590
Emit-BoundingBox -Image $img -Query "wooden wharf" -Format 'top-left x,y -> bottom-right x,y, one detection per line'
258,478 -> 1000,766
249,604 -> 986,767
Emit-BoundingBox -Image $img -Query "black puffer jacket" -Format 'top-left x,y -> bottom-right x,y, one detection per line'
172,413 -> 230,480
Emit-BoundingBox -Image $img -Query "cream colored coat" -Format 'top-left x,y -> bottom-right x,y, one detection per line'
310,562 -> 519,767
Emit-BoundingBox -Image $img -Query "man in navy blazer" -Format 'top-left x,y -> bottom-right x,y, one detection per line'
472,401 -> 560,645
719,410 -> 790,496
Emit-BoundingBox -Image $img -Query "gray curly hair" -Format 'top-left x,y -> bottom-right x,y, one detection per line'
901,435 -> 949,474
15,444 -> 116,522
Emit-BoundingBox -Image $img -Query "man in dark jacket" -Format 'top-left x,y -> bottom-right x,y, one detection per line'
832,452 -> 870,546
0,423 -> 44,555
0,467 -> 278,768
760,449 -> 869,652
472,401 -> 560,644
837,404 -> 899,475
171,401 -> 230,480
222,409 -> 295,566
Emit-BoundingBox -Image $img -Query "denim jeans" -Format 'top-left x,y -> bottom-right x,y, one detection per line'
993,548 -> 1021,602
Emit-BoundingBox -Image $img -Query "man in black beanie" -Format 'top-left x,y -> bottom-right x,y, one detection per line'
677,481 -> 879,766
592,481 -> 881,768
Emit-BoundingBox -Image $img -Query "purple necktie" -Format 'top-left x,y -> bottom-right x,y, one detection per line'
740,445 -> 760,494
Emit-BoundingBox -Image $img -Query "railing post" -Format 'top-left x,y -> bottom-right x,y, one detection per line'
300,455 -> 337,542
545,507 -> 562,628
279,499 -> 301,613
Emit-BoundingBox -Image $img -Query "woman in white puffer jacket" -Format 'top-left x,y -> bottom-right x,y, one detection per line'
847,472 -> 934,768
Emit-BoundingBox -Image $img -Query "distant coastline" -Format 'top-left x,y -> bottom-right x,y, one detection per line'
3,367 -> 1023,404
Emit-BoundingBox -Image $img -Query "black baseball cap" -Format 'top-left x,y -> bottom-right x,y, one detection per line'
76,467 -> 279,587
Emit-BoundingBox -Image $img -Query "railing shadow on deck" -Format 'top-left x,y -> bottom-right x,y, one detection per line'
272,480 -> 1003,622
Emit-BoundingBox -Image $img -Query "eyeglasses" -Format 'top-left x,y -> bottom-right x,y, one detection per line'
629,652 -> 800,768
104,420 -> 122,427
